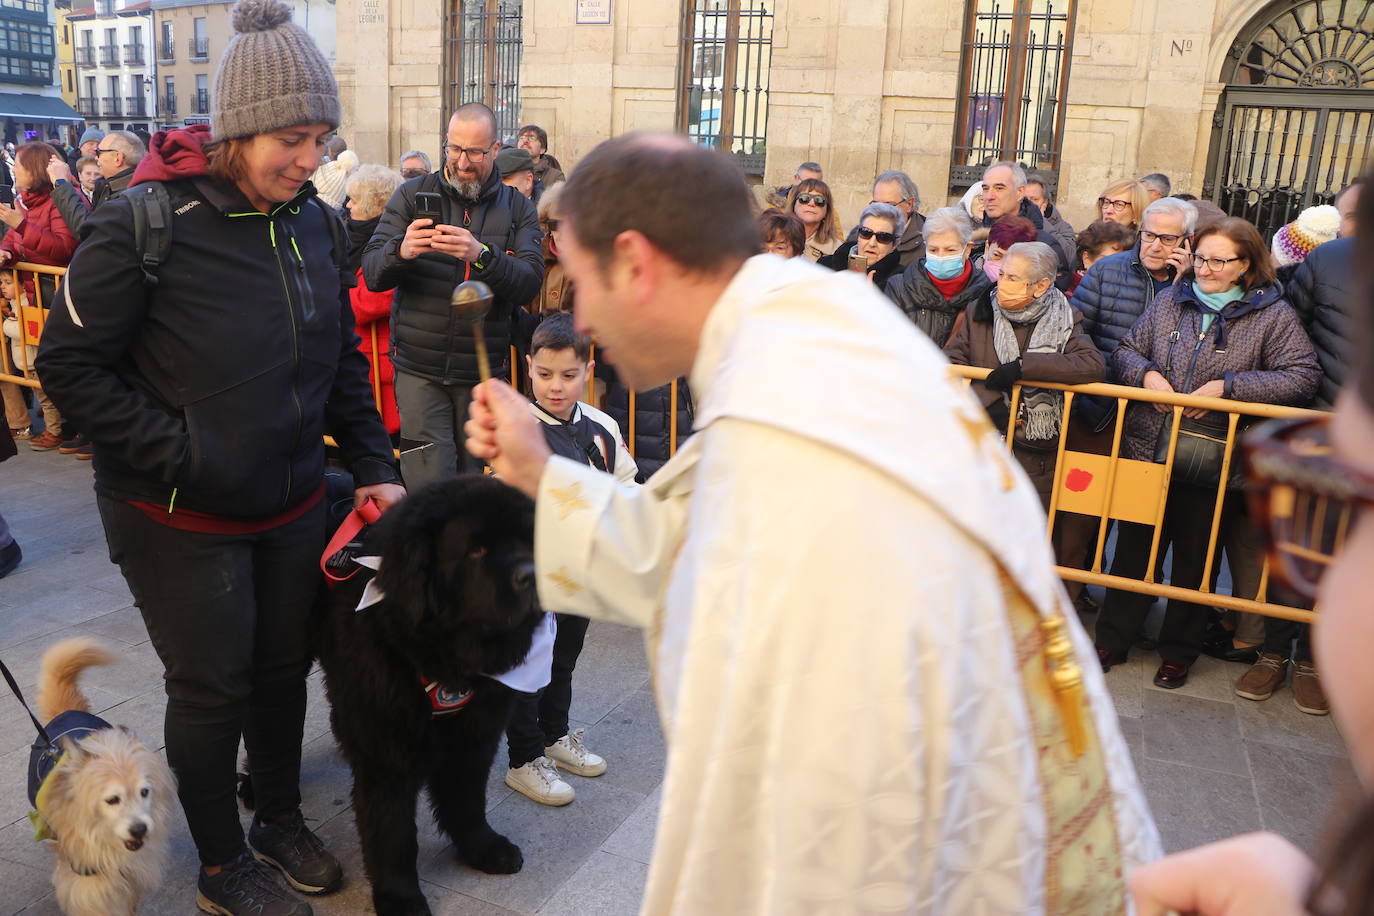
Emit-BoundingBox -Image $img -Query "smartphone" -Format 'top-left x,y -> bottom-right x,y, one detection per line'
414,191 -> 442,225
847,249 -> 868,272
0,184 -> 13,206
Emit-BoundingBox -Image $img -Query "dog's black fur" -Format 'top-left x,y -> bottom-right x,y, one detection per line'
316,476 -> 542,916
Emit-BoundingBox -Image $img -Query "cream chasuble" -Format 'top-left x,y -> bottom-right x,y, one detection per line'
534,254 -> 1162,914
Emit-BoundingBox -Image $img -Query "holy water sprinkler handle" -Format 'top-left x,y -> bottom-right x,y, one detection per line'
451,280 -> 495,384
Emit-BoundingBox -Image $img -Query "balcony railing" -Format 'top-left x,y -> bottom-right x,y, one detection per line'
100,96 -> 121,117
125,96 -> 146,118
157,40 -> 173,62
123,43 -> 144,65
76,96 -> 99,118
193,88 -> 209,114
161,94 -> 176,116
98,45 -> 118,67
189,37 -> 208,60
74,46 -> 94,68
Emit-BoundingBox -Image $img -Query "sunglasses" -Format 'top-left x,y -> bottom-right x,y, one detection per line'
1243,415 -> 1370,601
795,193 -> 827,207
856,226 -> 897,245
400,167 -> 427,178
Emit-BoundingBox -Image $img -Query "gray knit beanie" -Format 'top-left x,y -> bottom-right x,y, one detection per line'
211,0 -> 340,141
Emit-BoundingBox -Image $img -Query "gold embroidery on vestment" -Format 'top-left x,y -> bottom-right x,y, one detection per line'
550,482 -> 590,519
549,568 -> 583,596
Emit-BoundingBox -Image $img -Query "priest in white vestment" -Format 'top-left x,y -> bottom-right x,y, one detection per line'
467,133 -> 1161,915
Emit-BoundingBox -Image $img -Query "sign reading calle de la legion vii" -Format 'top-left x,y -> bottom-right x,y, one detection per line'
576,0 -> 611,25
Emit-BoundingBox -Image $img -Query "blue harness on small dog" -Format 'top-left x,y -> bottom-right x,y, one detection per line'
27,709 -> 111,849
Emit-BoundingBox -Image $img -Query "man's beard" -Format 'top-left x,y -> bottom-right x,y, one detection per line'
445,169 -> 483,200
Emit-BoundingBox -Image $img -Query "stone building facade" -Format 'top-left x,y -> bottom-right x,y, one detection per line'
336,0 -> 1373,237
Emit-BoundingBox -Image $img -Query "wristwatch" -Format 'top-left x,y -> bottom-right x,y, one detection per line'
473,244 -> 494,271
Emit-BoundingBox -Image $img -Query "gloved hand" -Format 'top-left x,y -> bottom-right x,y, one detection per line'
984,359 -> 1023,393
984,399 -> 1011,434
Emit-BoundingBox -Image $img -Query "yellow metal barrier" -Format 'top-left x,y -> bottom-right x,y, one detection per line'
0,262 -> 67,390
950,365 -> 1327,624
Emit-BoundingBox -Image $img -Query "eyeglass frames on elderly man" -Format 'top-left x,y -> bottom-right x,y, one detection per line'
794,193 -> 827,207
1139,229 -> 1186,247
1243,415 -> 1373,601
1098,197 -> 1132,212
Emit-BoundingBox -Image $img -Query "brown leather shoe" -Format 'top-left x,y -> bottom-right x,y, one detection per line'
1235,653 -> 1288,701
1291,661 -> 1329,715
1152,661 -> 1190,689
28,430 -> 62,450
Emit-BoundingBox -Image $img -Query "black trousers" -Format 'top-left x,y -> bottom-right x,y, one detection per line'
98,495 -> 325,866
506,613 -> 590,768
1095,483 -> 1242,665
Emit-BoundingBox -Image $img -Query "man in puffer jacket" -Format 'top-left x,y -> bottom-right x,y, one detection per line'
363,101 -> 543,486
1286,236 -> 1353,408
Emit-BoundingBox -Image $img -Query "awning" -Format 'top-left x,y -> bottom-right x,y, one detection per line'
0,93 -> 84,123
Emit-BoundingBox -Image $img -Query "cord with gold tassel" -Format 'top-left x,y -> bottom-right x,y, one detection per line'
1041,614 -> 1088,758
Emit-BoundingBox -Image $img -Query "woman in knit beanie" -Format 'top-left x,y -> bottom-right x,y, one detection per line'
1271,204 -> 1341,275
34,2 -> 404,914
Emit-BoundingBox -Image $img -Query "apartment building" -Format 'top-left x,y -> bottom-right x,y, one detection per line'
69,0 -> 156,134
0,0 -> 80,144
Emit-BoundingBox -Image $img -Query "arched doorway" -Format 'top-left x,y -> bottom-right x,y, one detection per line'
1203,0 -> 1374,238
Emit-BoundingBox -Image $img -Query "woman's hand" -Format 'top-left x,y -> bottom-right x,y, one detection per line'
0,249 -> 13,265
1142,370 -> 1175,413
0,200 -> 23,229
1184,379 -> 1226,419
1130,831 -> 1314,916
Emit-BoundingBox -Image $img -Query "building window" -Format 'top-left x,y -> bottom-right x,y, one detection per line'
191,17 -> 207,59
1,0 -> 48,13
163,74 -> 175,115
677,1 -> 773,177
159,19 -> 172,60
442,0 -> 522,140
195,72 -> 208,114
950,0 -> 1078,190
0,17 -> 54,84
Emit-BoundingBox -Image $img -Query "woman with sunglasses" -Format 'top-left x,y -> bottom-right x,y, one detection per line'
818,202 -> 905,288
1130,171 -> 1374,916
1095,217 -> 1320,690
1096,178 -> 1151,231
785,178 -> 842,262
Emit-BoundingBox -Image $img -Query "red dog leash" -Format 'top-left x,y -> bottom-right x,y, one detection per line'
321,498 -> 382,584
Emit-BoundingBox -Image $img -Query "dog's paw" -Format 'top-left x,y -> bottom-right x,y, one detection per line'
373,891 -> 433,916
460,832 -> 523,874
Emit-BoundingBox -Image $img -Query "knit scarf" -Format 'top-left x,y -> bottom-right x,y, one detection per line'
1191,282 -> 1245,333
992,286 -> 1075,442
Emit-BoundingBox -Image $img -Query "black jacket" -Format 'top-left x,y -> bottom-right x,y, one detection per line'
362,169 -> 543,384
36,176 -> 400,518
1286,237 -> 1353,409
884,259 -> 994,347
50,165 -> 134,240
818,240 -> 904,291
600,369 -> 694,480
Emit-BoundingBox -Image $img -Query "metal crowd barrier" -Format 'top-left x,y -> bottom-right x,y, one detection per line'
0,262 -> 66,389
949,365 -> 1328,624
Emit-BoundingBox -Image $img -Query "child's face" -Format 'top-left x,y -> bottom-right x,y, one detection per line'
0,272 -> 16,302
527,346 -> 591,421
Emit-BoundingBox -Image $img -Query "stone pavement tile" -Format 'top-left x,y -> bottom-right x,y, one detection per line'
420,776 -> 645,914
1141,691 -> 1250,777
299,732 -> 357,829
599,785 -> 660,866
0,858 -> 57,915
1115,714 -> 1144,772
568,622 -> 649,728
15,585 -> 135,632
533,850 -> 647,916
96,690 -> 168,750
1233,686 -> 1349,757
427,887 -> 525,915
1100,653 -> 1144,719
1249,739 -> 1359,852
76,604 -> 144,646
1136,756 -> 1262,854
578,690 -> 664,798
302,670 -> 335,747
0,747 -> 39,833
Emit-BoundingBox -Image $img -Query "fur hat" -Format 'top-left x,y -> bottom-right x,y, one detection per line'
78,127 -> 104,147
1271,205 -> 1341,268
212,0 -> 340,141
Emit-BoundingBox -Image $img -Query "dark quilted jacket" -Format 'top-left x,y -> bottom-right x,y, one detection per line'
599,367 -> 694,480
1113,280 -> 1320,484
1285,237 -> 1352,408
883,259 -> 993,347
1069,244 -> 1165,361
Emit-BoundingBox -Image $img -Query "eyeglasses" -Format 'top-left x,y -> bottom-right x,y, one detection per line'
400,167 -> 427,179
1243,415 -> 1370,600
795,193 -> 827,207
93,147 -> 115,155
1098,197 -> 1132,212
870,198 -> 911,208
545,219 -> 559,232
856,226 -> 897,245
443,144 -> 490,162
1139,229 -> 1185,247
1191,254 -> 1245,271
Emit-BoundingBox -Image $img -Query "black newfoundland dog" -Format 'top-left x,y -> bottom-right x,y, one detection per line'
316,475 -> 544,916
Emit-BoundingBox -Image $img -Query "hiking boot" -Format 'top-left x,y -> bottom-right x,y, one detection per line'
196,851 -> 313,916
1235,653 -> 1288,701
58,433 -> 88,454
0,539 -> 20,578
545,728 -> 606,777
1291,661 -> 1330,716
28,430 -> 61,450
506,756 -> 574,806
248,810 -> 342,895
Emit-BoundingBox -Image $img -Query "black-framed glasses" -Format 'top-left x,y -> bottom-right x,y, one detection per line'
795,193 -> 827,207
1244,415 -> 1368,600
1098,197 -> 1131,211
93,147 -> 115,155
856,226 -> 897,245
443,144 -> 490,162
1192,254 -> 1245,271
545,219 -> 560,232
1139,229 -> 1185,247
400,167 -> 427,178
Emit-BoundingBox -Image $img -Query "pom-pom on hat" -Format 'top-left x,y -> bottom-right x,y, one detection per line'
211,0 -> 340,142
1271,204 -> 1341,268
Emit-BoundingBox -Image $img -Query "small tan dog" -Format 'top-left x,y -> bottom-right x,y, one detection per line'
29,638 -> 175,915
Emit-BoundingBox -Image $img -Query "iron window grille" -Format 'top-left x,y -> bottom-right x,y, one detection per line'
189,36 -> 207,60
950,0 -> 1077,192
442,0 -> 523,141
676,0 -> 773,177
123,42 -> 143,64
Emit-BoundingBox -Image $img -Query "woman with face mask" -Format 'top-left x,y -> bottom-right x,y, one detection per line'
883,206 -> 993,347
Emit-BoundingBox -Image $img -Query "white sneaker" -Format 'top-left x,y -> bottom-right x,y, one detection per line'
545,728 -> 607,777
506,756 -> 574,806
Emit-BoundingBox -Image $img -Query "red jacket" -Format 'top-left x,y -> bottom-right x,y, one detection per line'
3,188 -> 77,267
350,267 -> 398,434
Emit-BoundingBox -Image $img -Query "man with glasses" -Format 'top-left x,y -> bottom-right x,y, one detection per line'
868,170 -> 925,268
517,124 -> 564,192
398,150 -> 431,180
364,102 -> 543,487
46,129 -> 145,238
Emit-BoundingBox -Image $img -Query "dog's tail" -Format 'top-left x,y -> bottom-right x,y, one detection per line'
36,638 -> 116,721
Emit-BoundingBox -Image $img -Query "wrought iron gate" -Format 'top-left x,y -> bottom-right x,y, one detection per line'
676,1 -> 773,176
1205,0 -> 1374,239
442,0 -> 523,140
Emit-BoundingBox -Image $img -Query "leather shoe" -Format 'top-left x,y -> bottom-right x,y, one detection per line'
1153,661 -> 1190,689
1201,638 -> 1261,665
1097,647 -> 1127,672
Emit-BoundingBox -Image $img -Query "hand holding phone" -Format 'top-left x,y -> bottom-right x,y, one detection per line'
1166,235 -> 1192,276
847,249 -> 868,273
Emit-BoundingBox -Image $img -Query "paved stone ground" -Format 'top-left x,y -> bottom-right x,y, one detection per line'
0,445 -> 1357,914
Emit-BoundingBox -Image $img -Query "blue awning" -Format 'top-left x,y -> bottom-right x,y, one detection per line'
0,93 -> 83,123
